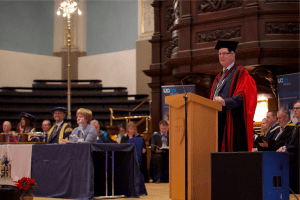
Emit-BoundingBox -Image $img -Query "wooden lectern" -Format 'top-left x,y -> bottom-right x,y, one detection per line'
166,93 -> 222,200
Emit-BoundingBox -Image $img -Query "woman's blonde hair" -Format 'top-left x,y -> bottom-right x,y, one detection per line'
76,108 -> 92,123
126,121 -> 137,134
260,118 -> 269,137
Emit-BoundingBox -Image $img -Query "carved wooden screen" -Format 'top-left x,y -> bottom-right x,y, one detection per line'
144,0 -> 299,132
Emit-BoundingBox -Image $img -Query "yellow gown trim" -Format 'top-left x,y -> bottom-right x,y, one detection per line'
48,123 -> 68,143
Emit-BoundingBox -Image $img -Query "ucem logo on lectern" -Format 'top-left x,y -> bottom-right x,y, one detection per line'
278,77 -> 291,86
278,77 -> 288,83
163,88 -> 176,93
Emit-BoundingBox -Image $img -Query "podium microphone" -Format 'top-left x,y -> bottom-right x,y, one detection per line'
181,75 -> 190,99
181,74 -> 189,200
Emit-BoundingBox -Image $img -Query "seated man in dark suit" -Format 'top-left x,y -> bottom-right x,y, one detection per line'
150,120 -> 169,183
47,107 -> 73,144
265,110 -> 280,138
277,101 -> 300,193
255,108 -> 294,151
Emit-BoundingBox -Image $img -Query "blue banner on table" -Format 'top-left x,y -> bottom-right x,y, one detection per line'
161,85 -> 195,123
277,72 -> 300,124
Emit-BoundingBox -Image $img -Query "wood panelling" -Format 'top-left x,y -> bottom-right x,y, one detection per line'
144,0 -> 299,132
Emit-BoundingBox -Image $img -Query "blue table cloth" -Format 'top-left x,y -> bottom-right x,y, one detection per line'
31,143 -> 140,199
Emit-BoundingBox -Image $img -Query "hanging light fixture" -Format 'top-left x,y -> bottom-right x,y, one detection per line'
56,0 -> 82,120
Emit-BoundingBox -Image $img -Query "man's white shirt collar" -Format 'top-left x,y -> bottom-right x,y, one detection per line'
225,62 -> 235,71
56,120 -> 64,127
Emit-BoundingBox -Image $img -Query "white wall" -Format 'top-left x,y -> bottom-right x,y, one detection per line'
0,49 -> 136,95
0,50 -> 61,87
78,49 -> 136,95
86,1 -> 138,55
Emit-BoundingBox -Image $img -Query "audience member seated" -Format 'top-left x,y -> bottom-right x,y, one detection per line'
121,122 -> 146,152
260,118 -> 269,137
252,110 -> 280,151
265,110 -> 280,138
277,101 -> 300,194
114,124 -> 126,143
41,120 -> 51,133
90,119 -> 118,143
253,108 -> 294,152
150,120 -> 169,183
121,122 -> 146,154
253,118 -> 268,148
120,122 -> 133,142
47,107 -> 73,144
1,121 -> 15,134
121,121 -> 149,188
61,108 -> 97,144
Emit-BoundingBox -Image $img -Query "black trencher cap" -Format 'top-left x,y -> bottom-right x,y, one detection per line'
215,40 -> 239,52
19,112 -> 35,121
51,107 -> 67,114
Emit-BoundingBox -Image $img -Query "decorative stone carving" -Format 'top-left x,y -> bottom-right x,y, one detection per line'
198,28 -> 241,43
267,23 -> 299,34
165,0 -> 180,31
198,0 -> 242,13
173,0 -> 180,20
165,37 -> 178,59
166,7 -> 175,31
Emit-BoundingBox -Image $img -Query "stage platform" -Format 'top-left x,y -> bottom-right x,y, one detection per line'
31,183 -> 170,200
19,183 -> 300,200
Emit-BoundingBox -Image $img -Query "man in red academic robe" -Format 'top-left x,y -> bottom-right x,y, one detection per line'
210,40 -> 257,152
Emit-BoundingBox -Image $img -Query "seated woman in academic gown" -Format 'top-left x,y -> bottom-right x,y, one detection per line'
61,108 -> 97,144
120,122 -> 146,154
253,118 -> 269,148
10,112 -> 37,142
20,112 -> 36,134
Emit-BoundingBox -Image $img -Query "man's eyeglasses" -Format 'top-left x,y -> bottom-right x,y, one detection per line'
293,107 -> 300,110
219,52 -> 232,56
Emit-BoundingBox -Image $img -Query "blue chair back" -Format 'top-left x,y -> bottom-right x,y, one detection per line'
128,137 -> 143,166
128,137 -> 147,195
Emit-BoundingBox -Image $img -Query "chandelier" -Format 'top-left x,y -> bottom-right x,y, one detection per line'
57,0 -> 82,19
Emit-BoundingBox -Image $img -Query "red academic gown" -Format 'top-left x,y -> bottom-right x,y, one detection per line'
210,64 -> 257,152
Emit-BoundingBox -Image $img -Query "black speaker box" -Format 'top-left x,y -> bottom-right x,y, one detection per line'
211,152 -> 289,200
